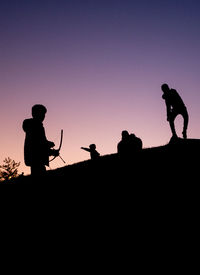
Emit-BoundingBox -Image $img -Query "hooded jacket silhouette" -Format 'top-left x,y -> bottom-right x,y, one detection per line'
22,105 -> 55,168
23,118 -> 54,167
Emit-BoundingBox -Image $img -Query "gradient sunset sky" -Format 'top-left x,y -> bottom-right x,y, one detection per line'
1,0 -> 200,174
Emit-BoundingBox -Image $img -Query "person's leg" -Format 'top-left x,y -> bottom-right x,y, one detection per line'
31,163 -> 46,176
169,111 -> 178,137
182,109 -> 189,139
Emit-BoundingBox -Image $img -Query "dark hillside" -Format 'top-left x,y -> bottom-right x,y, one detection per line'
11,138 -> 200,186
8,138 -> 200,249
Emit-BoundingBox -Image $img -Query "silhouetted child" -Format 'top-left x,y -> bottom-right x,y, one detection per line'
81,144 -> 100,160
22,104 -> 59,176
161,83 -> 189,139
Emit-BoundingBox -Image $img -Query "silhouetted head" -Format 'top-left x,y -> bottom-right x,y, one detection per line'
121,130 -> 129,140
89,144 -> 96,150
161,83 -> 170,93
32,104 -> 47,122
130,133 -> 136,139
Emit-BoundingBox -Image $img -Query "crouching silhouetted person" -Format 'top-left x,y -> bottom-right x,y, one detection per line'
81,144 -> 100,160
22,104 -> 59,177
129,133 -> 143,153
117,130 -> 130,159
117,130 -> 142,160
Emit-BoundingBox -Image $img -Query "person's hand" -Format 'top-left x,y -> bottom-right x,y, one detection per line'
48,141 -> 55,148
51,149 -> 59,157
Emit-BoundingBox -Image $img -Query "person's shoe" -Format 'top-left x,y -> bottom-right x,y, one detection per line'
169,134 -> 179,144
182,131 -> 187,139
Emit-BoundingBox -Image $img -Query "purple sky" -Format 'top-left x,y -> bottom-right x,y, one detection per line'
1,0 -> 200,174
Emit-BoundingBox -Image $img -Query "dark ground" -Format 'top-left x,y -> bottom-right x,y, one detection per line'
10,137 -> 200,189
4,138 -> 200,268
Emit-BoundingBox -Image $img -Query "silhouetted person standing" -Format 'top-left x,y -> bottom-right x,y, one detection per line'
161,83 -> 189,139
81,144 -> 100,160
22,104 -> 58,176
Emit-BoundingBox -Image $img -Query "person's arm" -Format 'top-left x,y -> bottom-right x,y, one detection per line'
49,148 -> 59,157
163,94 -> 171,121
47,140 -> 55,148
81,147 -> 90,152
166,101 -> 171,121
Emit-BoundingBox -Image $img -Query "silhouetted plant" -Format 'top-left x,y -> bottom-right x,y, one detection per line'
0,157 -> 20,182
